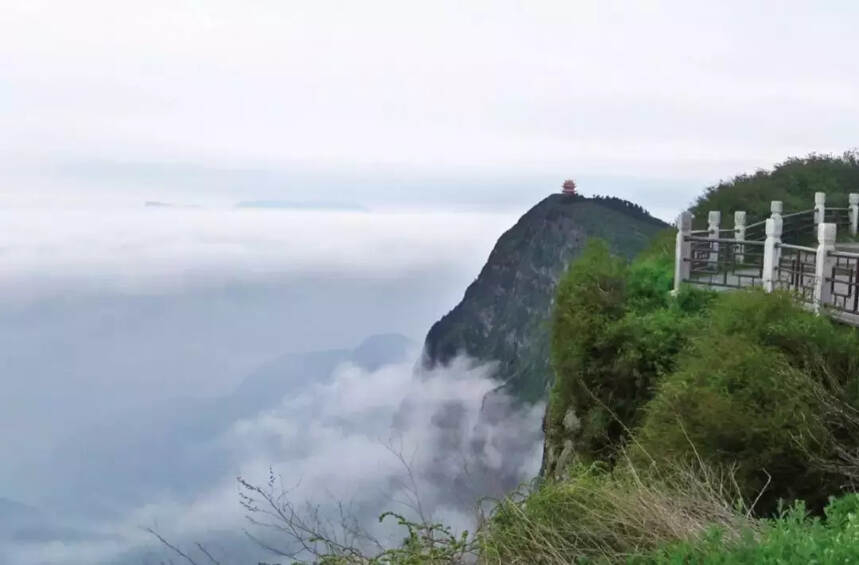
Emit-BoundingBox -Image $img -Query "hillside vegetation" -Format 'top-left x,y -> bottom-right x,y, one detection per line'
476,234 -> 859,563
482,153 -> 859,563
690,151 -> 859,225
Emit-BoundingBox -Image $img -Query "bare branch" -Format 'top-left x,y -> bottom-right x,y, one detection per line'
194,542 -> 220,565
144,528 -> 200,565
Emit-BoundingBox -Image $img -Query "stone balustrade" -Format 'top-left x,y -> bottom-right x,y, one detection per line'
674,192 -> 859,324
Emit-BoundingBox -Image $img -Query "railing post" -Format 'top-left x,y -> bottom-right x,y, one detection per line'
814,192 -> 826,225
762,216 -> 782,292
708,210 -> 721,267
813,223 -> 837,312
734,211 -> 746,264
849,193 -> 859,237
674,211 -> 693,293
770,200 -> 783,223
770,200 -> 783,241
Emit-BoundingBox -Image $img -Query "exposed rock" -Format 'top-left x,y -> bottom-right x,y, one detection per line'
421,194 -> 667,404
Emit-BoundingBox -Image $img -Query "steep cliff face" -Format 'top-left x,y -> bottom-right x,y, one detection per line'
421,194 -> 668,404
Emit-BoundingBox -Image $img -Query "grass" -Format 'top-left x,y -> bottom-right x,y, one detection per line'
638,494 -> 859,564
479,456 -> 756,564
480,458 -> 859,565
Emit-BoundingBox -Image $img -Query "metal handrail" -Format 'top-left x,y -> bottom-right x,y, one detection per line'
829,250 -> 859,259
728,207 -> 847,227
778,243 -> 817,253
781,209 -> 815,219
686,236 -> 765,245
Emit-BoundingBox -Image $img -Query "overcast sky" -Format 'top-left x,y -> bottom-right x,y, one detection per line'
2,1 -> 857,215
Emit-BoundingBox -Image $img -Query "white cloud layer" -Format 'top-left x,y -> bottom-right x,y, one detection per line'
0,207 -> 520,500
0,208 -> 516,301
2,355 -> 545,565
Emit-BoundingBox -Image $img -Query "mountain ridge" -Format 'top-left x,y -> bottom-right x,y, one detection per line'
421,193 -> 668,403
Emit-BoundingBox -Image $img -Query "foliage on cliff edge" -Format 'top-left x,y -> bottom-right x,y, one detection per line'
545,232 -> 859,514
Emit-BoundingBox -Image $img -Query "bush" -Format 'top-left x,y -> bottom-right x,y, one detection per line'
707,290 -> 859,397
547,239 -> 629,466
546,237 -> 713,474
637,290 -> 859,513
640,494 -> 859,564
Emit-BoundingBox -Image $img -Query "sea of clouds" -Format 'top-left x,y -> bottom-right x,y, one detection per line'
0,208 -> 517,300
0,207 -> 545,564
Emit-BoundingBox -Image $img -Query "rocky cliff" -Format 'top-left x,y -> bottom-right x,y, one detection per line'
421,193 -> 667,403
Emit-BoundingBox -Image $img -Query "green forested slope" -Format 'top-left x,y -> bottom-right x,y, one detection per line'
690,152 -> 859,225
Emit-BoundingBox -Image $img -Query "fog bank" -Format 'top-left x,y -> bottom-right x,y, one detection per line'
0,207 -> 543,564
3,354 -> 544,565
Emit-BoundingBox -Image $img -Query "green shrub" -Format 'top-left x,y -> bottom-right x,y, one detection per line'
547,238 -> 713,472
639,494 -> 859,564
548,239 -> 628,462
707,291 -> 859,398
624,230 -> 675,313
546,229 -> 859,520
637,335 -> 822,511
637,290 -> 859,513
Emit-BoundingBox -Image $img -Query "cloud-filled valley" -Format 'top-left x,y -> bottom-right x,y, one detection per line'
3,341 -> 544,565
0,207 -> 544,564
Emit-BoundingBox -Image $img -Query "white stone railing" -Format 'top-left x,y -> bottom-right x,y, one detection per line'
674,192 -> 859,324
